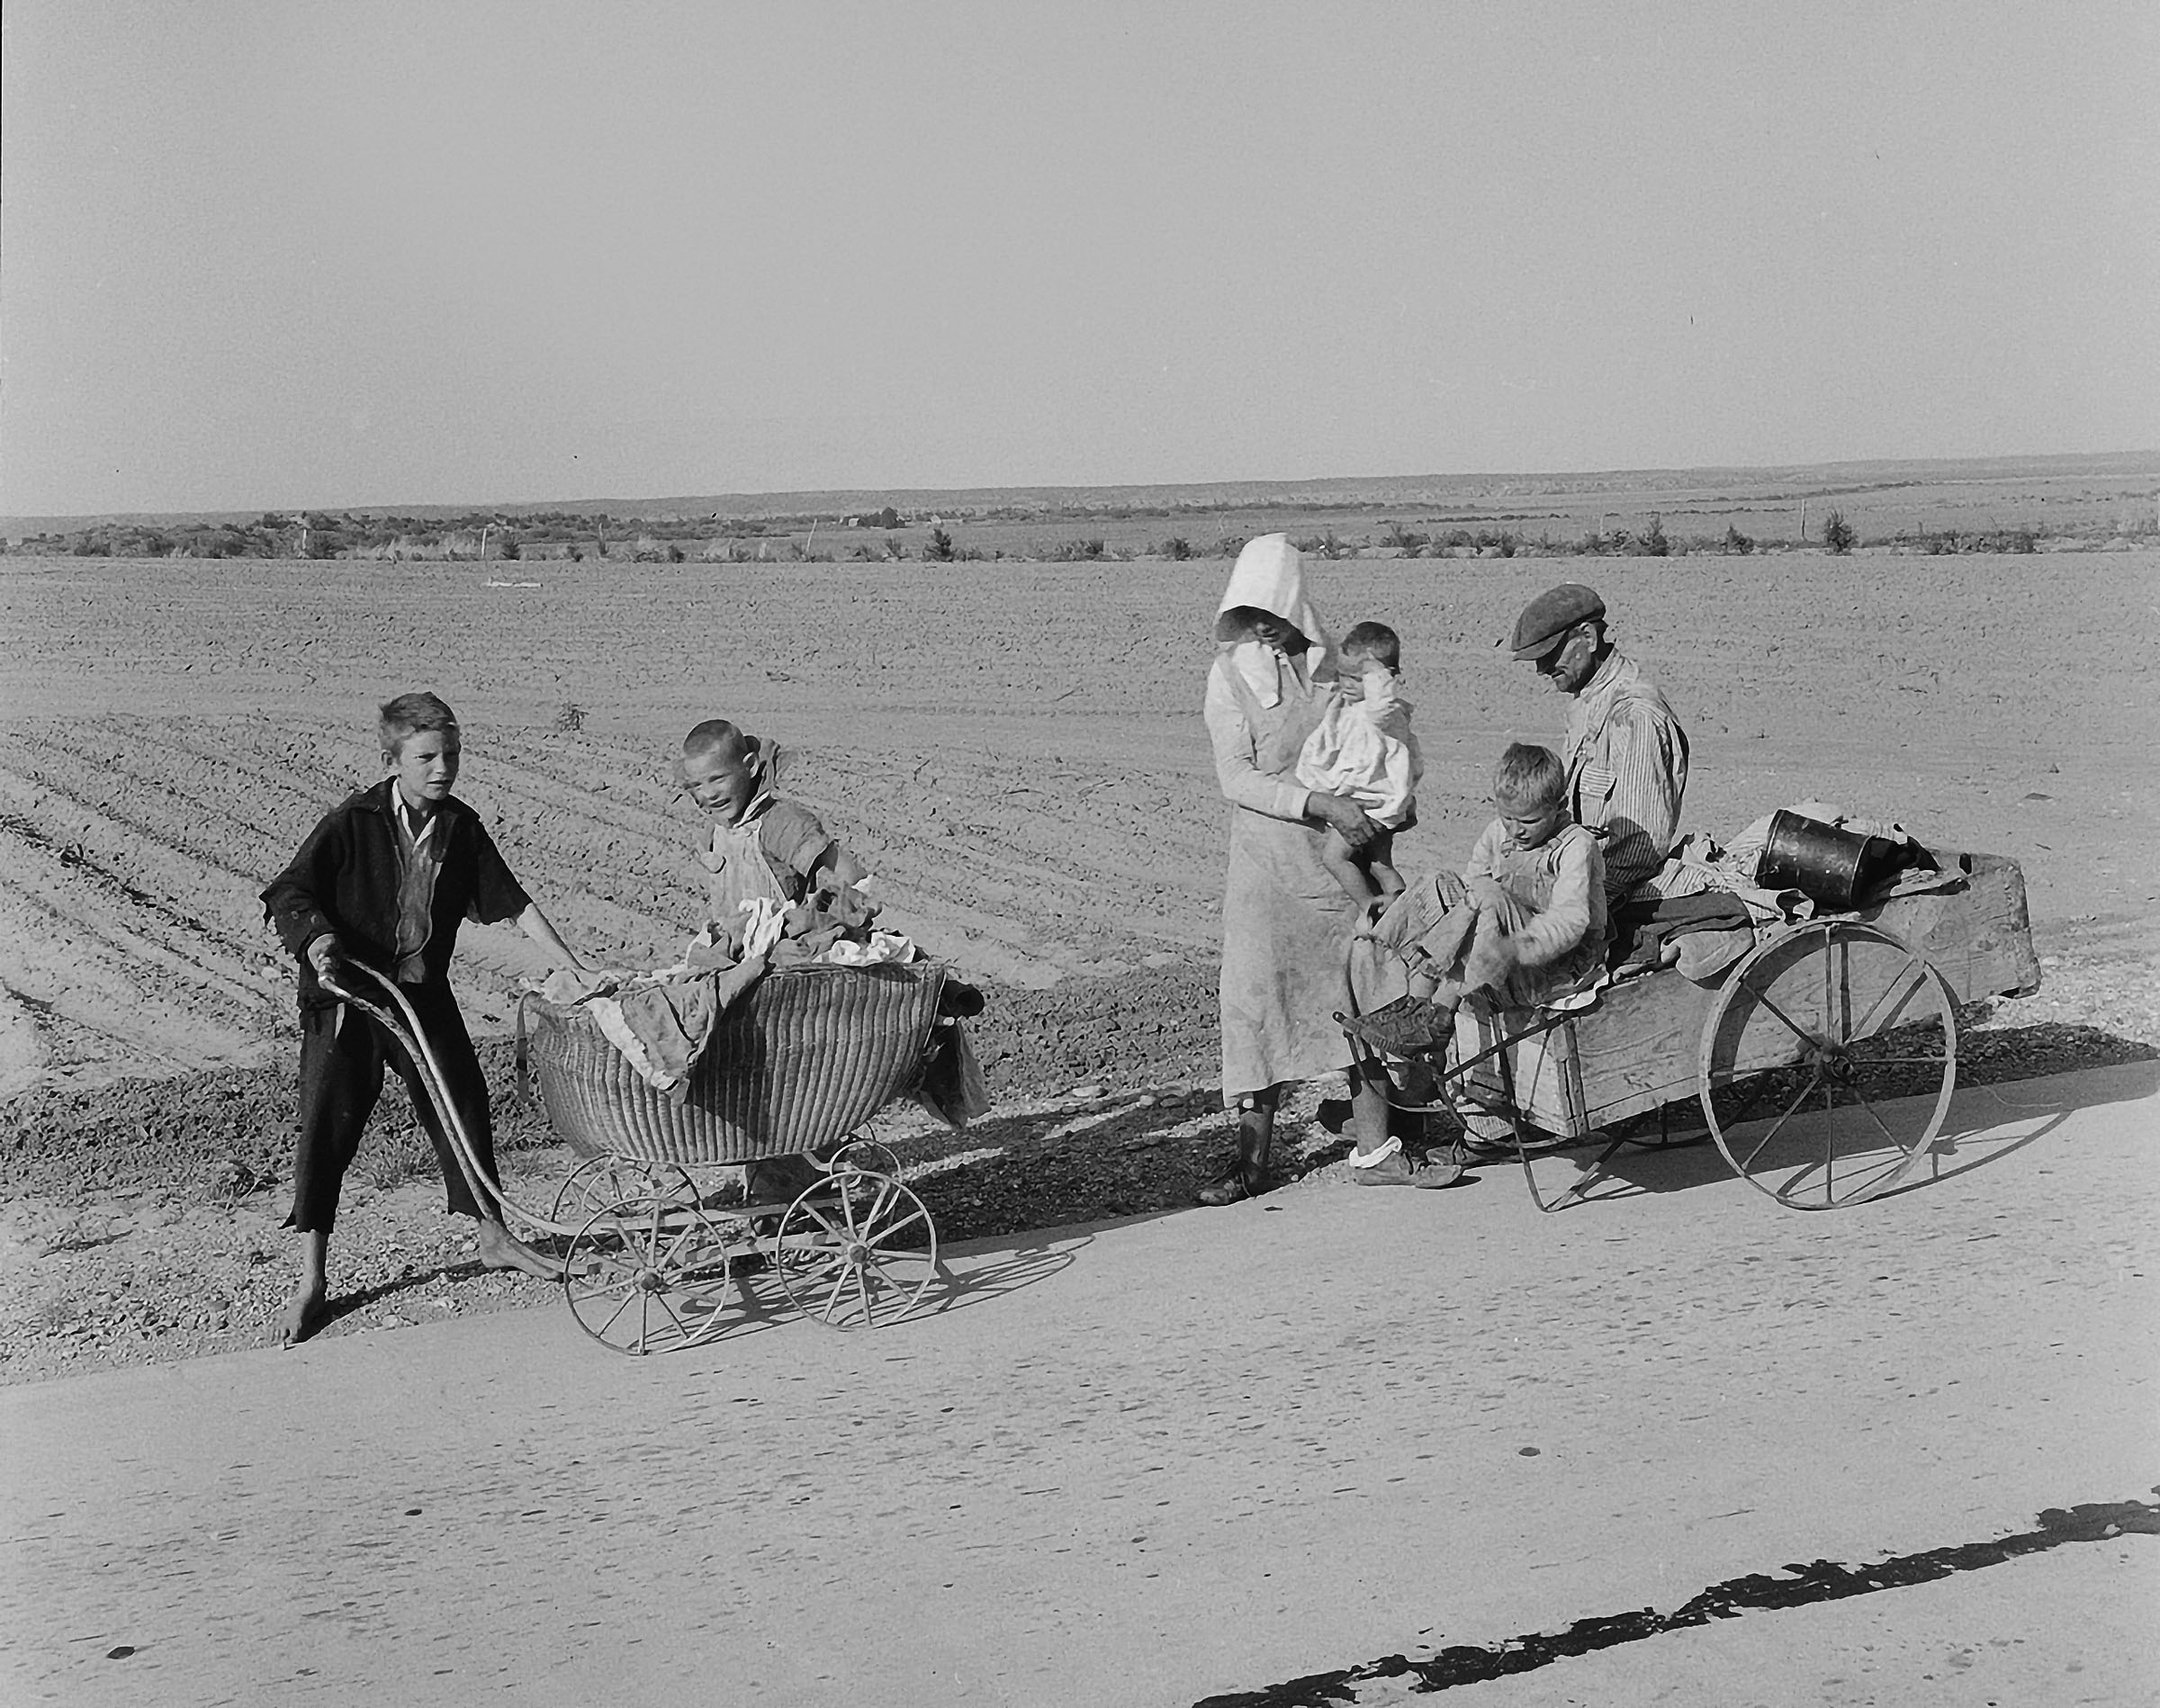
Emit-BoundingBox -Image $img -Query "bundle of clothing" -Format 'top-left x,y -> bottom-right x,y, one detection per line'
1611,800 -> 1965,984
688,887 -> 916,971
535,888 -> 978,1105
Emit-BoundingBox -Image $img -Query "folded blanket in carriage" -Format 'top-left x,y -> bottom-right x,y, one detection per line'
539,957 -> 769,1099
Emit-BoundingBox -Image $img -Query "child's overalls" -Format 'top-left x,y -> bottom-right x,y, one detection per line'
697,794 -> 825,1199
698,796 -> 800,925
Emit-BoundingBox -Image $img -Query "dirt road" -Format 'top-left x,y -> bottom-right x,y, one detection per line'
3,1066 -> 2154,1707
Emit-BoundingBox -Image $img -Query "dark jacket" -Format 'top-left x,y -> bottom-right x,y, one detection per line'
262,779 -> 531,1011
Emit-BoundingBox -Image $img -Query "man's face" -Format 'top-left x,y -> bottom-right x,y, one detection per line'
389,729 -> 460,811
1534,623 -> 1600,696
681,748 -> 756,824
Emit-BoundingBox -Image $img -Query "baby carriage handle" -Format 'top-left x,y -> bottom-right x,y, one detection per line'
326,963 -> 573,1240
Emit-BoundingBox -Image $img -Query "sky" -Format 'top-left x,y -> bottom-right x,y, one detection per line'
3,1 -> 2155,516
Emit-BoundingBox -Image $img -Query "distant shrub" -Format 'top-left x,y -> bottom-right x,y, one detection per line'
1630,517 -> 1670,557
1723,525 -> 1754,555
1163,536 -> 1192,561
924,526 -> 956,562
1058,538 -> 1107,561
1289,530 -> 1354,559
1217,536 -> 1247,558
1823,509 -> 1856,554
554,702 -> 585,733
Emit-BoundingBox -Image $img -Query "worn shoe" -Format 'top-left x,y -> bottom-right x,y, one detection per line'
1346,1146 -> 1466,1189
1339,996 -> 1455,1058
1195,1164 -> 1269,1207
1347,1148 -> 1418,1186
1410,1152 -> 1465,1189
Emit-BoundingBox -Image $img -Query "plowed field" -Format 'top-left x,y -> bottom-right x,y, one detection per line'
2,550 -> 2156,1103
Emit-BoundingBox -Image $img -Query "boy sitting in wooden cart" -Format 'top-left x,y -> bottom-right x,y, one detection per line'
1343,742 -> 1608,1169
261,692 -> 588,1345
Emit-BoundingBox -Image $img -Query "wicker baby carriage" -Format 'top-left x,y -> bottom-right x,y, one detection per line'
339,959 -> 959,1356
521,960 -> 951,1164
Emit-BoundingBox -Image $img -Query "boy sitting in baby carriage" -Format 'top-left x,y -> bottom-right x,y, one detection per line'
675,717 -> 871,1200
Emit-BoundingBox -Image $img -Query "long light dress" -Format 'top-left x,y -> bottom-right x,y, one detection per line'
1208,645 -> 1359,1106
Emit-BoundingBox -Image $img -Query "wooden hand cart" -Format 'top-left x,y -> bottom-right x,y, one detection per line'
332,960 -> 958,1354
1346,852 -> 2040,1212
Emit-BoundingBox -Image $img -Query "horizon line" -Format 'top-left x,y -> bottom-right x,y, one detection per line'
7,447 -> 2156,530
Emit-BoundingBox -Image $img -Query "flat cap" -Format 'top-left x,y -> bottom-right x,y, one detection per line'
1506,583 -> 1606,660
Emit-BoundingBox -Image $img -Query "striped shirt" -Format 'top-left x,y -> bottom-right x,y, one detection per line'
1562,651 -> 1689,903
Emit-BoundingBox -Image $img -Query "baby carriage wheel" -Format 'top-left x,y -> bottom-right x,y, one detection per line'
772,1172 -> 939,1329
550,1154 -> 698,1229
826,1135 -> 903,1182
563,1193 -> 736,1355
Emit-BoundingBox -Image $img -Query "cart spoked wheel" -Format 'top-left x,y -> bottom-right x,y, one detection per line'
771,1173 -> 939,1329
563,1195 -> 735,1354
1698,920 -> 1958,1209
550,1155 -> 698,1229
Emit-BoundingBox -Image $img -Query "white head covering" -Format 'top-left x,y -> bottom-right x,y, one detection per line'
1213,533 -> 1333,706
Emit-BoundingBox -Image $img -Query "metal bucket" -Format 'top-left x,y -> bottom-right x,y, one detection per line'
1756,809 -> 1903,910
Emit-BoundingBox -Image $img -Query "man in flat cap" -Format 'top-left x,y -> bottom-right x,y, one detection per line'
1340,584 -> 1697,1165
1507,583 -> 1688,909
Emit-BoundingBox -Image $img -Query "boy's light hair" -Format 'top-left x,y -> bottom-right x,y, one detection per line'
379,692 -> 458,760
1339,620 -> 1400,672
1493,742 -> 1565,808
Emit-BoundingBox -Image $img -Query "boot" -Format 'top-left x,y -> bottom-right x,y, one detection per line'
1196,1102 -> 1274,1206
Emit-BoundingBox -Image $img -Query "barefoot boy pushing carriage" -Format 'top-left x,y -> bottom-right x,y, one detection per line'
261,693 -> 586,1345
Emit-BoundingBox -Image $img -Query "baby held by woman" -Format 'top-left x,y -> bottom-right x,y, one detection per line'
1295,620 -> 1422,903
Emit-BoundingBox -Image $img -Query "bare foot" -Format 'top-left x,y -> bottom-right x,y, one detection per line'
280,1280 -> 327,1347
475,1219 -> 562,1281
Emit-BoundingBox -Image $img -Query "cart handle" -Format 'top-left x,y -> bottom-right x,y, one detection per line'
325,963 -> 578,1241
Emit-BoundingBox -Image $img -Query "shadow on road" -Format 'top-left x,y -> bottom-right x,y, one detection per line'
1192,1496 -> 2160,1706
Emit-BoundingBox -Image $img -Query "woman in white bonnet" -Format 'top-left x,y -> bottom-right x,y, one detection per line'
1199,534 -> 1438,1201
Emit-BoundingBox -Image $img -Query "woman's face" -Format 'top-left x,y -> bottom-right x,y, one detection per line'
1246,609 -> 1302,652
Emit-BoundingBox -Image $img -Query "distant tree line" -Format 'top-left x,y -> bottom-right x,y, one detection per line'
7,498 -> 2144,564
